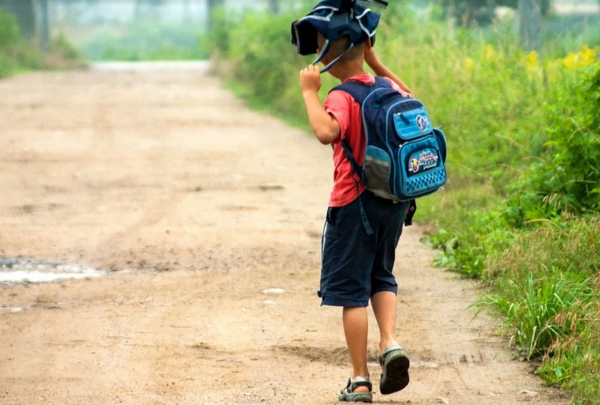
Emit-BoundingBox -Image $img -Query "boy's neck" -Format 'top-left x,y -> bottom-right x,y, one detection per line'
331,61 -> 368,82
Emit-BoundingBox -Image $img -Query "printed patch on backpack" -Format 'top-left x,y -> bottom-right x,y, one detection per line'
416,115 -> 429,132
407,148 -> 439,175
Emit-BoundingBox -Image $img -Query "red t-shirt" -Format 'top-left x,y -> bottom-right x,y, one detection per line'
324,74 -> 407,207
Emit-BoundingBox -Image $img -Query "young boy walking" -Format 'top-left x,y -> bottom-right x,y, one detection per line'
298,26 -> 414,403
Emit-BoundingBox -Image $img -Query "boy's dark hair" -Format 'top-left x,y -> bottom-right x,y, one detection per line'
317,34 -> 365,63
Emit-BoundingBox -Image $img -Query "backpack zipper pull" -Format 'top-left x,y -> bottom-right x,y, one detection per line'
396,113 -> 410,125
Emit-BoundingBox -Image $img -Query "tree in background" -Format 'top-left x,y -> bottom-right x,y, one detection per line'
208,0 -> 224,11
441,0 -> 495,26
0,0 -> 36,37
183,0 -> 190,22
207,0 -> 224,30
40,0 -> 49,50
440,0 -> 550,27
518,0 -> 542,51
500,0 -> 550,17
269,0 -> 280,15
135,0 -> 164,19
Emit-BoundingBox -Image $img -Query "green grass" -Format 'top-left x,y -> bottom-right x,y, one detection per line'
477,218 -> 600,402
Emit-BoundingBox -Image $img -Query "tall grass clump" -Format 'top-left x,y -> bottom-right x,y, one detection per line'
208,4 -> 600,402
481,218 -> 600,402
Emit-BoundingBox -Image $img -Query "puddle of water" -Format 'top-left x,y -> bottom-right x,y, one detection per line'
0,259 -> 105,284
263,288 -> 286,295
92,61 -> 211,73
0,307 -> 24,313
412,360 -> 439,369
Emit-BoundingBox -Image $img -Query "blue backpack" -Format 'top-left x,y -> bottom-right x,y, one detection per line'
333,77 -> 448,231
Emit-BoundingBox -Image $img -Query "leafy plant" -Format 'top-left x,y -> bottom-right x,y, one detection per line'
507,63 -> 600,224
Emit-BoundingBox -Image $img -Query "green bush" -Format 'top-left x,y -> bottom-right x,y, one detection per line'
0,9 -> 83,78
507,65 -> 600,223
0,9 -> 20,44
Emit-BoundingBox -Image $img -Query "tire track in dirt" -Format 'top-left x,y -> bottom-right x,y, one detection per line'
0,64 -> 570,405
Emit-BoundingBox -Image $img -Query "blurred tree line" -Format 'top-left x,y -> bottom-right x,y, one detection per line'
0,0 -> 36,37
208,0 -> 279,15
0,0 -> 50,49
441,0 -> 550,27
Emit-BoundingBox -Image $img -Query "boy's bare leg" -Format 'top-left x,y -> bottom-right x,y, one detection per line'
343,306 -> 370,393
371,291 -> 400,352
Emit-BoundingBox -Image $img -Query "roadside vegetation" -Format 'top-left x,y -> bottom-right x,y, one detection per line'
77,20 -> 209,61
205,3 -> 600,404
0,9 -> 83,79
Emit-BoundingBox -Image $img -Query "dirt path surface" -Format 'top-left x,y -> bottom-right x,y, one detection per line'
0,64 -> 570,405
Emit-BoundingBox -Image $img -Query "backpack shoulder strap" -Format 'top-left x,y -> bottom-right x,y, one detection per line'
329,76 -> 393,176
329,76 -> 392,173
329,76 -> 391,105
328,78 -> 392,237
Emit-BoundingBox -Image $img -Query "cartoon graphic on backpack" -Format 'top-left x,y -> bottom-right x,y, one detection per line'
333,77 -> 448,202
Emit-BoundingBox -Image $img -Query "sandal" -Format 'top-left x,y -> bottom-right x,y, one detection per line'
338,376 -> 373,403
378,345 -> 410,395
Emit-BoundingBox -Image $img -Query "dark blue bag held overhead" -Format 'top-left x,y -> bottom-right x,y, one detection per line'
333,77 -> 448,202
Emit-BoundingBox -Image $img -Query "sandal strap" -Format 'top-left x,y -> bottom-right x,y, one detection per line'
348,376 -> 372,392
378,344 -> 403,366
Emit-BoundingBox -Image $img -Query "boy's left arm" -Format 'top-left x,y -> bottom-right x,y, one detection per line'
299,65 -> 340,145
364,42 -> 413,97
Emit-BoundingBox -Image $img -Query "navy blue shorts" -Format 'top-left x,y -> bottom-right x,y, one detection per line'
318,192 -> 409,307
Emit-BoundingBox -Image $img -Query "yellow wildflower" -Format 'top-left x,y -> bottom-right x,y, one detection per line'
484,44 -> 496,61
524,51 -> 540,73
464,57 -> 476,72
561,45 -> 599,70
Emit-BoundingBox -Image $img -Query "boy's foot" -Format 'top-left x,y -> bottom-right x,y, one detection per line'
338,377 -> 373,403
378,345 -> 410,395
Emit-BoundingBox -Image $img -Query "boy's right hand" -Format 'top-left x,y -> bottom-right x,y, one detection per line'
300,65 -> 322,95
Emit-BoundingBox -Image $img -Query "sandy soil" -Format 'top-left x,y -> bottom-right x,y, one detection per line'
0,64 -> 571,405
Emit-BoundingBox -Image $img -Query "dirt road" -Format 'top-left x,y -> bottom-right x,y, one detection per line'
0,64 -> 570,405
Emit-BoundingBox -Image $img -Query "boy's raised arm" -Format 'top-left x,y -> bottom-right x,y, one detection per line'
364,43 -> 413,96
299,65 -> 341,145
